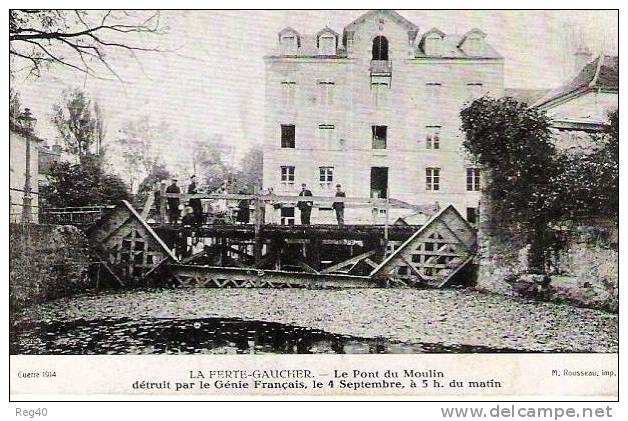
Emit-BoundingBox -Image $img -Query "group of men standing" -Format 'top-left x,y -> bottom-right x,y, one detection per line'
154,175 -> 205,225
297,183 -> 345,226
155,176 -> 347,226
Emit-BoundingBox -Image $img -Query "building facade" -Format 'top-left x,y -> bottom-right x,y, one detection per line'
10,118 -> 42,223
263,10 -> 504,224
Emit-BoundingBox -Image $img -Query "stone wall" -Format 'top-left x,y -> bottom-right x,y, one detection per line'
9,224 -> 93,311
476,214 -> 618,312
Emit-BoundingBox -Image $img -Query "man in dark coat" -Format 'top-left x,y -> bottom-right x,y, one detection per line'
333,184 -> 346,226
236,189 -> 250,224
166,178 -> 181,224
188,175 -> 203,225
297,183 -> 313,225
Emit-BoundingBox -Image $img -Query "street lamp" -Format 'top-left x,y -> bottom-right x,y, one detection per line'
17,108 -> 37,223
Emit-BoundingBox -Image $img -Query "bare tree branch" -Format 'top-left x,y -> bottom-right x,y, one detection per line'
9,10 -> 167,80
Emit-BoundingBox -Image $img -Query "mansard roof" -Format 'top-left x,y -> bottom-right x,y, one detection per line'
415,33 -> 501,59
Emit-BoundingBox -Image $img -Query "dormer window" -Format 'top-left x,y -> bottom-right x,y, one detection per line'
421,28 -> 445,56
460,29 -> 486,57
317,27 -> 339,56
319,36 -> 336,55
278,27 -> 300,55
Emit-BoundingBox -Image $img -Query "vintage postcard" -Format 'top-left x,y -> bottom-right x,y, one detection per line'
8,8 -> 618,402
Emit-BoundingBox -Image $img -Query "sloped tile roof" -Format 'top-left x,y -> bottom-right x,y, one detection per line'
534,55 -> 618,108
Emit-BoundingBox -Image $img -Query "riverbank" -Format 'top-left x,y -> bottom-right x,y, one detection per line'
13,288 -> 617,353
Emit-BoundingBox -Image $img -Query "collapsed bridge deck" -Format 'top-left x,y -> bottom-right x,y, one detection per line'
86,197 -> 477,289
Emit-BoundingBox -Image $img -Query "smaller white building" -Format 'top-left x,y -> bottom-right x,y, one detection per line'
533,54 -> 618,152
10,117 -> 43,223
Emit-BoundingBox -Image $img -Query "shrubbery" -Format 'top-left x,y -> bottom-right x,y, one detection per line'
460,98 -> 618,271
9,224 -> 93,311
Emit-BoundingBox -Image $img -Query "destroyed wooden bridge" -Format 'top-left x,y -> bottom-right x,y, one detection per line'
86,193 -> 477,289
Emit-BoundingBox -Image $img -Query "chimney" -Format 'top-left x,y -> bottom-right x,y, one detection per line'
574,46 -> 593,75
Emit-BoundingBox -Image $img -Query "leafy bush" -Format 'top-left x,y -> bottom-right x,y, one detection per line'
40,155 -> 131,208
460,98 -> 618,271
10,224 -> 93,311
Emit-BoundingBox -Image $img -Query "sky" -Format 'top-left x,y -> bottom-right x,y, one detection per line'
11,9 -> 618,176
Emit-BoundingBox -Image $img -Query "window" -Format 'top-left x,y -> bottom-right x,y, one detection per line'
372,36 -> 389,61
426,82 -> 442,103
467,82 -> 484,100
466,168 -> 480,191
466,207 -> 478,224
281,125 -> 295,148
372,82 -> 389,107
425,125 -> 441,149
318,124 -> 335,149
319,166 -> 334,189
280,207 -> 295,225
280,166 -> 295,189
424,36 -> 443,56
319,81 -> 335,106
372,125 -> 387,149
465,37 -> 483,56
281,81 -> 296,107
281,35 -> 298,55
426,168 -> 440,191
318,36 -> 336,55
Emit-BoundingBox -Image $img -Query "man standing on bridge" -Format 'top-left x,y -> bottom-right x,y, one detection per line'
297,183 -> 313,225
333,184 -> 345,226
188,175 -> 203,225
166,178 -> 181,224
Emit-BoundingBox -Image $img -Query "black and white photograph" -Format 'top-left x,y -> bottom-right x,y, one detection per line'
8,7 -> 618,401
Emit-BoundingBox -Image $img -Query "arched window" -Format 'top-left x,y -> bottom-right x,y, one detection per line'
372,36 -> 389,60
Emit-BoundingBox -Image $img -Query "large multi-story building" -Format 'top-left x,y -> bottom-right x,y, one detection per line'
263,10 -> 504,224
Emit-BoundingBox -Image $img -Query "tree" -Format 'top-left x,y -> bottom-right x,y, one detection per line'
461,98 -> 618,272
552,110 -> 619,221
114,116 -> 171,190
10,88 -> 22,119
40,155 -> 130,208
460,97 -> 560,271
51,88 -> 105,160
135,162 -> 172,204
10,10 -> 164,80
237,145 -> 263,193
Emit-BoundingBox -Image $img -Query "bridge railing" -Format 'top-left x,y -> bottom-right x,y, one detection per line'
39,206 -> 115,226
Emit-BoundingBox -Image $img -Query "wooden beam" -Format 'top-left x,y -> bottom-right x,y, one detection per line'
364,258 -> 379,269
140,193 -> 154,220
399,254 -> 427,284
320,250 -> 376,274
292,258 -> 320,274
436,255 -> 474,288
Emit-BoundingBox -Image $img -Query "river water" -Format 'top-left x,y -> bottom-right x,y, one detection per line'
10,288 -> 617,355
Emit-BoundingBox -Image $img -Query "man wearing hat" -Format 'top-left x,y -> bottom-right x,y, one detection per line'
166,178 -> 181,223
188,175 -> 203,224
333,184 -> 346,226
297,183 -> 313,225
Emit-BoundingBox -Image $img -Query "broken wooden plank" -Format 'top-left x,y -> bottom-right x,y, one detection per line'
436,255 -> 474,288
320,250 -> 376,274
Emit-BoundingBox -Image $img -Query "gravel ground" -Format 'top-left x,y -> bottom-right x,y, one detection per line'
14,288 -> 618,353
